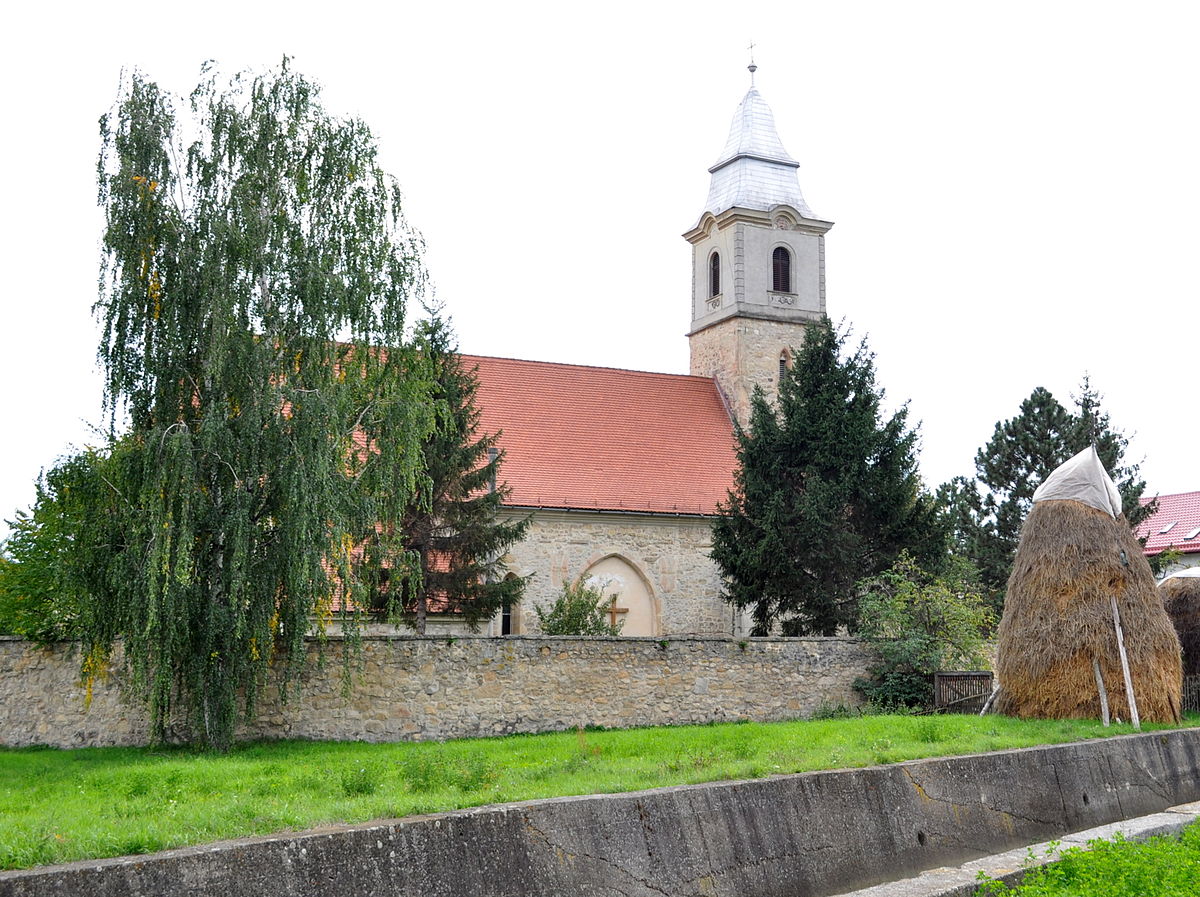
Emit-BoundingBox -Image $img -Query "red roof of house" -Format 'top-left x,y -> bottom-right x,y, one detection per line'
1136,491 -> 1200,556
466,355 -> 737,515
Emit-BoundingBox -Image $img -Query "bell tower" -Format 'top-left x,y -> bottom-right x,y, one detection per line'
686,63 -> 833,426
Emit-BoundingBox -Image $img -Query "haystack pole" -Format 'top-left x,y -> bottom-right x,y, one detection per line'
994,446 -> 1182,723
1110,593 -> 1140,729
1092,657 -> 1110,725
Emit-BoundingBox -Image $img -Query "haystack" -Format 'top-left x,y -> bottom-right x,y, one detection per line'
995,447 -> 1182,723
1161,569 -> 1200,676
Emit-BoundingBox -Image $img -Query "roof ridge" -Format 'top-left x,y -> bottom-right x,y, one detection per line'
460,353 -> 717,382
1141,490 -> 1200,502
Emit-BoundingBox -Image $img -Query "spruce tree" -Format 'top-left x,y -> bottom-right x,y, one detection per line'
965,379 -> 1151,596
711,319 -> 944,636
367,316 -> 528,634
89,61 -> 433,749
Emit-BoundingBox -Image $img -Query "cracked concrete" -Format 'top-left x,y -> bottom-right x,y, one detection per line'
3,729 -> 1200,897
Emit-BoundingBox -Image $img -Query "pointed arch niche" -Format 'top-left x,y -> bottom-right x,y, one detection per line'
582,554 -> 660,637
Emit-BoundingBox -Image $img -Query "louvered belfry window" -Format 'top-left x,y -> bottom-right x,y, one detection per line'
772,246 -> 791,292
709,252 -> 721,298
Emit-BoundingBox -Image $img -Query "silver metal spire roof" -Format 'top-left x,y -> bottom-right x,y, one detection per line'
703,87 -> 816,218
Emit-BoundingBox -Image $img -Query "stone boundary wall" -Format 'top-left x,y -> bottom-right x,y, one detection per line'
0,635 -> 872,748
4,729 -> 1200,897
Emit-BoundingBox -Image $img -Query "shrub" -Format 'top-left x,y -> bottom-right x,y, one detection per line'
340,764 -> 382,797
0,452 -> 116,643
534,577 -> 623,636
854,552 -> 994,710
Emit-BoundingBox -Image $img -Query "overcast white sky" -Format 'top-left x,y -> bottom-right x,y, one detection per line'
2,1 -> 1197,537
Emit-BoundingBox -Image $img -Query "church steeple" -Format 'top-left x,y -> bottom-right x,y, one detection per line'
685,66 -> 834,426
704,85 -> 815,219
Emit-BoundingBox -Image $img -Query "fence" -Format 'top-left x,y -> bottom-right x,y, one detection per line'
934,671 -> 994,713
1184,675 -> 1200,715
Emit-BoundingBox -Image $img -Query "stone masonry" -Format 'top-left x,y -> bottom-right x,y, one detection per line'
0,634 -> 872,748
502,510 -> 732,636
689,316 -> 813,427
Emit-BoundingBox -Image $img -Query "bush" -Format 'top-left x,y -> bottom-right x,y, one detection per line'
339,764 -> 382,797
0,452 -> 116,643
854,552 -> 994,710
534,576 -> 623,636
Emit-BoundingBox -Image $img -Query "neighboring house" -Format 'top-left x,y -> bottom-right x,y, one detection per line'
1136,491 -> 1200,577
425,69 -> 834,638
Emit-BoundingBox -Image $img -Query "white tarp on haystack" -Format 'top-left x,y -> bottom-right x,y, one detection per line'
1032,445 -> 1123,518
1162,568 -> 1200,581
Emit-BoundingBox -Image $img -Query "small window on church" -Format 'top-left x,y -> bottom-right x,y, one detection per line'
772,246 -> 792,293
487,446 -> 499,494
709,252 -> 721,298
779,351 -> 789,382
501,573 -> 519,635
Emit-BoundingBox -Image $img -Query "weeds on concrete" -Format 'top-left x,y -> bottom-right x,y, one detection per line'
975,821 -> 1200,896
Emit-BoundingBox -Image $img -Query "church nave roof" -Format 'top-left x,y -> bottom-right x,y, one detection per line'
467,355 -> 738,516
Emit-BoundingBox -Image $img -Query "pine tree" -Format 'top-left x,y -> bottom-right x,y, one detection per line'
711,319 -> 944,636
88,61 -> 433,749
366,316 -> 528,634
965,378 -> 1152,596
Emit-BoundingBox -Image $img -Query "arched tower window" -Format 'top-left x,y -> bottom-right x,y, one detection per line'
772,246 -> 792,293
709,252 -> 721,298
779,350 -> 790,383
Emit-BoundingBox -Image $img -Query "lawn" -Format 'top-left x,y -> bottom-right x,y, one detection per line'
976,821 -> 1200,896
0,713 -> 1185,871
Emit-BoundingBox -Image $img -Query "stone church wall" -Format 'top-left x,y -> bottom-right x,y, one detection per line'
0,634 -> 872,748
500,510 -> 735,637
690,316 -> 813,426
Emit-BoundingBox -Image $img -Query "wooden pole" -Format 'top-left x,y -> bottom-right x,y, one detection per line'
1092,657 -> 1111,727
1110,595 -> 1141,730
979,683 -> 1000,717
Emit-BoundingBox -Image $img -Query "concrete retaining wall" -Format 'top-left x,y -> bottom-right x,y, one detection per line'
3,728 -> 1199,897
0,635 -> 871,747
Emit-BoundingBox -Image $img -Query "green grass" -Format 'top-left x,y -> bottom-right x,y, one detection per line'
976,821 -> 1200,896
0,713 -> 1186,871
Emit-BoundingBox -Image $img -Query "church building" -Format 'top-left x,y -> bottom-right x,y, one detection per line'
452,70 -> 834,637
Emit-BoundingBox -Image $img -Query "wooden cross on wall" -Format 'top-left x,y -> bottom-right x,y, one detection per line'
605,596 -> 629,629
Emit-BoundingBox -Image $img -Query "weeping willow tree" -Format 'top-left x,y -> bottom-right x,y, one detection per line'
91,60 -> 433,749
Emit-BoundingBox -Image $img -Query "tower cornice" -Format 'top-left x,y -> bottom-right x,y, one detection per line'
686,304 -> 826,338
683,204 -> 834,245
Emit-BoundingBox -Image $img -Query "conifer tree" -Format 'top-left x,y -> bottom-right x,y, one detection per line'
366,316 -> 528,633
89,61 -> 433,749
963,379 -> 1151,596
711,319 -> 944,636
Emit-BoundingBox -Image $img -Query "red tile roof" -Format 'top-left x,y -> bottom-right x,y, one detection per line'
465,355 -> 737,516
1136,491 -> 1200,556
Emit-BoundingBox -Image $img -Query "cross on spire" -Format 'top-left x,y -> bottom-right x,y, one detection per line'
747,41 -> 757,87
